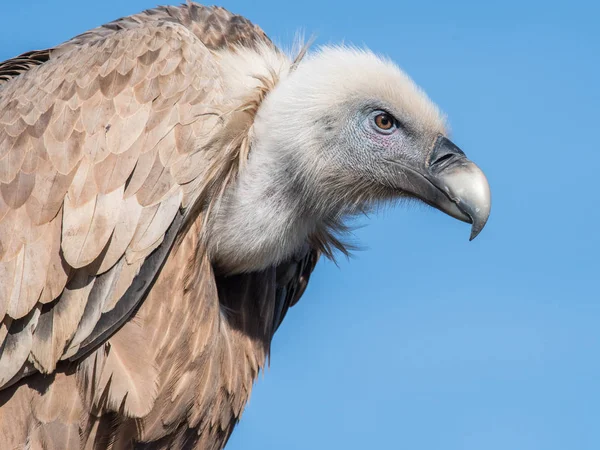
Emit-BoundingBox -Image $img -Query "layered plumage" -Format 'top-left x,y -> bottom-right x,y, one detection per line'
0,5 -> 317,448
0,2 -> 490,449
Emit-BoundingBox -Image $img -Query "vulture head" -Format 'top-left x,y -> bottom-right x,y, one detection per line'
209,46 -> 491,274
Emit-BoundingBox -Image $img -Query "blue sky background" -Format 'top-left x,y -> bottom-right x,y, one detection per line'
1,1 -> 599,449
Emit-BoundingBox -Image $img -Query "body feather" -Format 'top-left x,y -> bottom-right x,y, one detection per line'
0,3 -> 319,449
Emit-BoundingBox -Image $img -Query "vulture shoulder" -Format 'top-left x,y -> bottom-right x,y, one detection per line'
0,16 -> 221,386
0,4 -> 318,446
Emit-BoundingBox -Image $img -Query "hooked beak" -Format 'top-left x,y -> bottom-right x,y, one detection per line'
385,135 -> 491,240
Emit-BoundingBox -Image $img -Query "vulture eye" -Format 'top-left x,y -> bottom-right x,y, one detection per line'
373,112 -> 396,132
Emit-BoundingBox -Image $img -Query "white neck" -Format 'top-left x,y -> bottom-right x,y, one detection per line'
206,136 -> 321,274
206,43 -> 342,273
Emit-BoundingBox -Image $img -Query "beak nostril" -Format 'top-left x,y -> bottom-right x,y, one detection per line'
431,153 -> 454,167
428,135 -> 466,171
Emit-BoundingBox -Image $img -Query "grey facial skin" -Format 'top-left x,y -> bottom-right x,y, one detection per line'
384,135 -> 491,240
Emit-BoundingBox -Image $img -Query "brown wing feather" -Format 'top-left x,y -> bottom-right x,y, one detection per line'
0,50 -> 51,87
0,3 -> 319,449
54,3 -> 273,57
0,209 -> 318,449
0,19 -> 223,387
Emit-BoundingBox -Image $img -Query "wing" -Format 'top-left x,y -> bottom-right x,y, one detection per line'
0,213 -> 320,448
56,3 -> 273,54
0,5 -> 320,446
0,50 -> 51,87
0,17 -> 224,389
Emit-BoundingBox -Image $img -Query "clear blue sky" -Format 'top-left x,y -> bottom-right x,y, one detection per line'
2,1 -> 599,449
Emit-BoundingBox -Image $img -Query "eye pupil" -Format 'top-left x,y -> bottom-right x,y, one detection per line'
374,113 -> 394,131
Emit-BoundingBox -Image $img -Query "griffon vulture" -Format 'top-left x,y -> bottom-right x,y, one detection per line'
0,2 -> 491,449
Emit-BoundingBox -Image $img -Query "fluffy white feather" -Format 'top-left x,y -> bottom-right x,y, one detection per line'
207,46 -> 448,273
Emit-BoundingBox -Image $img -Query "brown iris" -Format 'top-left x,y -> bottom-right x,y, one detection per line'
374,113 -> 395,131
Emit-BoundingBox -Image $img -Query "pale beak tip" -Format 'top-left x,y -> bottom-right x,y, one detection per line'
467,202 -> 491,241
455,164 -> 491,242
469,226 -> 482,241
